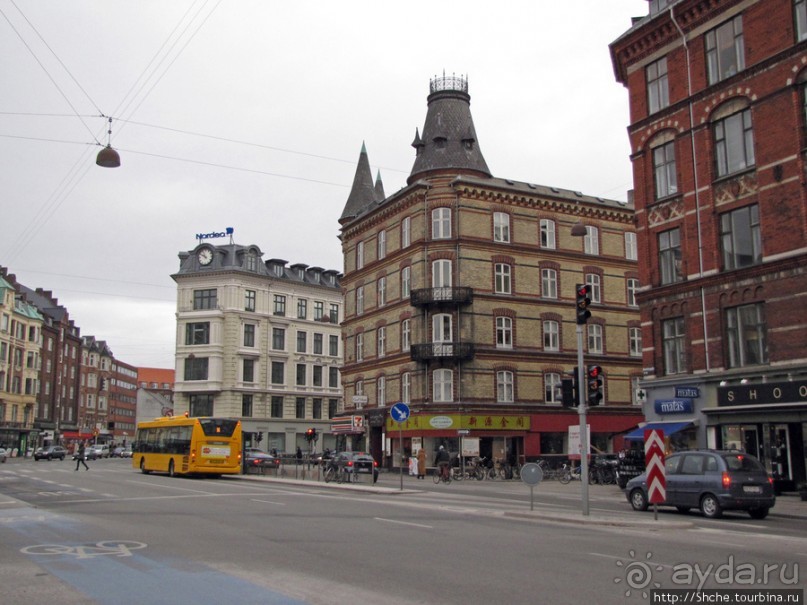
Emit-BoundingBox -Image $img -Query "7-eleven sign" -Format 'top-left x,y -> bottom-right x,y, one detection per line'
644,429 -> 666,504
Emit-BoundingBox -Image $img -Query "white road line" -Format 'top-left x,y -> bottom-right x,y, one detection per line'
374,517 -> 433,529
250,499 -> 286,506
124,479 -> 220,495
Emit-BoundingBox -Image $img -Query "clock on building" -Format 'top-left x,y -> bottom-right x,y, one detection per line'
198,248 -> 213,266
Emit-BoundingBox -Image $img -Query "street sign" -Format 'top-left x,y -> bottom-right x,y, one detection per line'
520,462 -> 543,486
457,429 -> 470,436
390,402 -> 410,424
644,429 -> 666,507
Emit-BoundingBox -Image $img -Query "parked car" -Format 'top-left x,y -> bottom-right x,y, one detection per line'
92,444 -> 111,458
112,446 -> 133,458
625,449 -> 775,519
0,447 -> 7,463
34,445 -> 68,461
244,448 -> 280,471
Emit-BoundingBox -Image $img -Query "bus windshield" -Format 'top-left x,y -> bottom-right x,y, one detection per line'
198,418 -> 239,438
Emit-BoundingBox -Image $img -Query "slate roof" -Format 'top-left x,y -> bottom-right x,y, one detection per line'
339,142 -> 378,224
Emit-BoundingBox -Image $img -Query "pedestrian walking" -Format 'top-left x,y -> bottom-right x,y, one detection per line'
75,441 -> 89,471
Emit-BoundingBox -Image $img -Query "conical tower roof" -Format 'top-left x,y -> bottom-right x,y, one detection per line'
408,74 -> 491,185
374,170 -> 385,201
339,142 -> 377,224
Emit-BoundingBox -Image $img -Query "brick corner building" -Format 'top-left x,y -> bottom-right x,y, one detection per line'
610,0 -> 807,490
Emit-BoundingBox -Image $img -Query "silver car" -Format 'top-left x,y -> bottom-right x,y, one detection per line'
626,449 -> 775,519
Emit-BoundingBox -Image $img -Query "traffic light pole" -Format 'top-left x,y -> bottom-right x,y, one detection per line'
576,324 -> 590,517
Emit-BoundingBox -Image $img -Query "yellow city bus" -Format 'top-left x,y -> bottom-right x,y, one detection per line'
132,415 -> 242,477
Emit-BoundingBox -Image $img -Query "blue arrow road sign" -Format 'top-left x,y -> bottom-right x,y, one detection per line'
390,402 -> 410,423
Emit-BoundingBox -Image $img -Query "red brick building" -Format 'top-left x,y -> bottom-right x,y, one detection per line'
610,0 -> 807,489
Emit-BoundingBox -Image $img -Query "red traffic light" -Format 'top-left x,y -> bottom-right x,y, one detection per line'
587,365 -> 601,378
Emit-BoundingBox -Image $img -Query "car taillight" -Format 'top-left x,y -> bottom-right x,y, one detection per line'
722,472 -> 731,488
373,461 -> 378,467
347,461 -> 354,467
768,476 -> 774,486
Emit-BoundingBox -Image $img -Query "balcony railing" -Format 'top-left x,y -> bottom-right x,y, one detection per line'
410,342 -> 475,362
410,287 -> 473,306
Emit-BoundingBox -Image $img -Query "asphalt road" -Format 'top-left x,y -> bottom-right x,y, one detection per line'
1,458 -> 804,605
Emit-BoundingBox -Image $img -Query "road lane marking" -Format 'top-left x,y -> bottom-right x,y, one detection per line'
124,479 -> 223,495
250,499 -> 286,506
374,517 -> 433,529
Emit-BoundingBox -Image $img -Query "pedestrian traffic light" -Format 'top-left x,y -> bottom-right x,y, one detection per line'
576,284 -> 591,325
587,365 -> 603,406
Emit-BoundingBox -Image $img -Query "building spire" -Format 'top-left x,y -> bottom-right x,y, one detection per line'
339,142 -> 377,224
374,170 -> 385,201
408,73 -> 491,185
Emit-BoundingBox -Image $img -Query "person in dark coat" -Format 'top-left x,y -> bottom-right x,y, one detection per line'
75,441 -> 89,471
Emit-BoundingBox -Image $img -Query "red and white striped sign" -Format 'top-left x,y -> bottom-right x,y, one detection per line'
644,429 -> 666,504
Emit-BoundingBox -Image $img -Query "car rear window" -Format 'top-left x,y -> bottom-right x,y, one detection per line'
723,454 -> 765,473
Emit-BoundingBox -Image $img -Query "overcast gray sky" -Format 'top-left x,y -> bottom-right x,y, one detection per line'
0,0 -> 648,369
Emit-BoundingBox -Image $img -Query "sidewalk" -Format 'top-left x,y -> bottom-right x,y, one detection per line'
238,466 -> 807,525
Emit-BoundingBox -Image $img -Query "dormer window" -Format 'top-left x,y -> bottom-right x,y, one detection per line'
274,265 -> 283,277
433,136 -> 447,149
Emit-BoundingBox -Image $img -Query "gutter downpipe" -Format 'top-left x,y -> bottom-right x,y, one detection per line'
671,8 -> 711,372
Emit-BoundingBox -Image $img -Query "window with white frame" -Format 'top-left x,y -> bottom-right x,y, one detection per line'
377,230 -> 386,260
377,375 -> 386,407
356,286 -> 364,315
663,317 -> 686,375
356,241 -> 364,269
627,278 -> 640,307
496,316 -> 513,349
798,0 -> 807,41
544,372 -> 561,404
432,314 -> 453,343
625,232 -> 638,261
493,212 -> 510,243
401,266 -> 411,298
432,259 -> 452,300
714,108 -> 754,177
401,372 -> 410,403
587,324 -> 603,354
543,320 -> 559,351
401,216 -> 411,248
401,319 -> 410,352
497,371 -> 514,403
541,268 -> 557,299
377,277 -> 386,307
706,15 -> 744,85
495,263 -> 511,294
720,204 -> 761,270
433,368 -> 453,402
653,141 -> 678,199
659,228 -> 683,285
540,219 -> 556,249
355,333 -> 364,362
647,56 -> 669,114
377,326 -> 386,358
726,303 -> 767,368
629,327 -> 643,357
584,226 -> 599,255
586,274 -> 601,303
432,207 -> 451,239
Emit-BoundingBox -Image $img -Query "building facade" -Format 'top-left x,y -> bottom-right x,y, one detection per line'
338,75 -> 644,468
610,0 -> 807,489
172,241 -> 344,454
0,275 -> 43,454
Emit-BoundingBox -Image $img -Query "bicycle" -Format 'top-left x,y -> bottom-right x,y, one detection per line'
433,464 -> 452,484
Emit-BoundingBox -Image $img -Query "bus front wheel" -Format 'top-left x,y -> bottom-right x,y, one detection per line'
140,458 -> 151,474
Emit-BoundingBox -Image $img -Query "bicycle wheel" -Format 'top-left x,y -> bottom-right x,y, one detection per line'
433,471 -> 441,484
559,468 -> 571,484
324,467 -> 335,483
473,467 -> 485,481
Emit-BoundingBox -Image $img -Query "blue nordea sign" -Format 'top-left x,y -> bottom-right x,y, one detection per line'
196,227 -> 234,241
675,385 -> 700,399
654,398 -> 694,415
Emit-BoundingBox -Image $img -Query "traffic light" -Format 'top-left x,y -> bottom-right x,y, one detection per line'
305,428 -> 317,442
587,365 -> 603,406
256,431 -> 263,443
576,284 -> 591,325
561,378 -> 576,407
